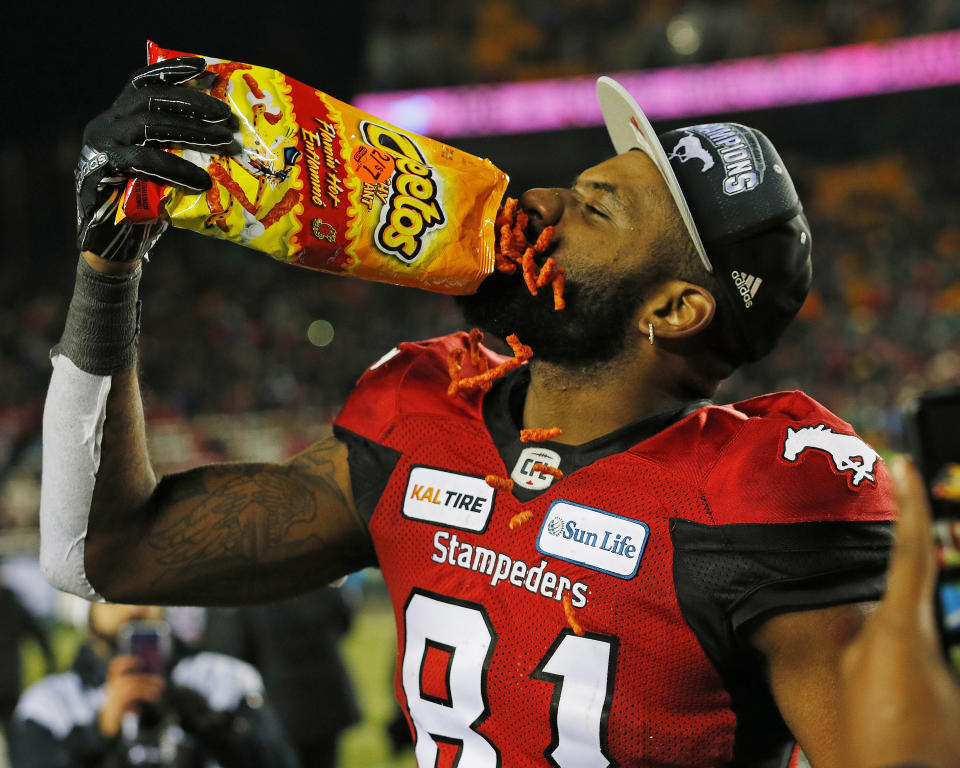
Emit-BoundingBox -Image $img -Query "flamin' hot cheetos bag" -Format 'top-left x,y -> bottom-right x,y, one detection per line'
120,42 -> 509,294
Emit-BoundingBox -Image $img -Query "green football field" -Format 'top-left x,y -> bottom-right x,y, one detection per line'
338,597 -> 417,768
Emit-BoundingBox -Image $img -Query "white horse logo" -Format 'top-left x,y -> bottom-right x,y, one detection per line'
667,135 -> 715,173
782,424 -> 879,487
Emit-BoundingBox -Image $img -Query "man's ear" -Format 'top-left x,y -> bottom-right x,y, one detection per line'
645,280 -> 716,340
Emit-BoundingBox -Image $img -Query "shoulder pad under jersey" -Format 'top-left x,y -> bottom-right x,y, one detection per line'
334,332 -> 507,441
703,391 -> 896,525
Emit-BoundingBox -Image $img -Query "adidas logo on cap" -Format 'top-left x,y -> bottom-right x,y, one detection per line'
731,270 -> 762,308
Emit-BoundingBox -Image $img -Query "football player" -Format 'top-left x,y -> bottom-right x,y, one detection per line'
41,57 -> 954,767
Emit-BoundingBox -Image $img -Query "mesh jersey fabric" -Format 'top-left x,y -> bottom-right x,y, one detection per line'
333,332 -> 896,768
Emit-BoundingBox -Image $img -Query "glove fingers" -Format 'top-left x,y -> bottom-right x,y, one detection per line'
105,113 -> 235,150
123,145 -> 213,190
144,86 -> 234,124
76,57 -> 212,260
114,83 -> 233,124
131,56 -> 208,88
77,143 -> 211,218
142,114 -> 236,149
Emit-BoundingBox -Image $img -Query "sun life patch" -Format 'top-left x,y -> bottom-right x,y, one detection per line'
536,500 -> 649,579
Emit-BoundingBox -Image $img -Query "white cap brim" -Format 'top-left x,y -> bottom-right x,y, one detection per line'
596,76 -> 712,273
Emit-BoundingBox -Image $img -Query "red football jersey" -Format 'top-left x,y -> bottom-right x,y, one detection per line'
334,333 -> 896,768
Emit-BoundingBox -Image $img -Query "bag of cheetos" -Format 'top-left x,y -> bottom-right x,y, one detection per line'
120,42 -> 509,295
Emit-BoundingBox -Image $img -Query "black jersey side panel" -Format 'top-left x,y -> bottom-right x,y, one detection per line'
671,517 -> 893,767
333,424 -> 402,526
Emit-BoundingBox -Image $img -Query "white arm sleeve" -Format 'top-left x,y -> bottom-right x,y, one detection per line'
39,353 -> 110,601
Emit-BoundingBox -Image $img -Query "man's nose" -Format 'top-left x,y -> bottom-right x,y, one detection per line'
519,188 -> 565,230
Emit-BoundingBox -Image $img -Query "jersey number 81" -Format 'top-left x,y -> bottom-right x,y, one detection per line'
402,589 -> 619,768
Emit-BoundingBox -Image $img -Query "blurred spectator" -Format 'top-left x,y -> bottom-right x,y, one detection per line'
0,584 -> 54,739
8,603 -> 299,768
203,589 -> 360,768
0,556 -> 59,622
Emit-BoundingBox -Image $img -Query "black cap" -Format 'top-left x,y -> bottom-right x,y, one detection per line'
597,77 -> 812,363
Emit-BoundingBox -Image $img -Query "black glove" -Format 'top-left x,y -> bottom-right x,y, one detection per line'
76,56 -> 236,262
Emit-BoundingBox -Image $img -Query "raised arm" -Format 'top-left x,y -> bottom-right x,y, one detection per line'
82,347 -> 373,605
40,59 -> 375,606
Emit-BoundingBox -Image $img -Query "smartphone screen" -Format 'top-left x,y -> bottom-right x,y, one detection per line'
904,386 -> 960,676
117,620 -> 172,676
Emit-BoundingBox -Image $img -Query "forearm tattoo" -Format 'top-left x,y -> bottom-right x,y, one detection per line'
139,439 -> 372,603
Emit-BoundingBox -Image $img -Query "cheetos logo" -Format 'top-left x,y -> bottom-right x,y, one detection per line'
360,122 -> 446,264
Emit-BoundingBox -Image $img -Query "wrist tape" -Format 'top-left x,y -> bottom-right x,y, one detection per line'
53,256 -> 142,375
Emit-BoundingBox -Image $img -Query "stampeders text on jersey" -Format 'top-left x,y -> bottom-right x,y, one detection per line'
430,530 -> 589,607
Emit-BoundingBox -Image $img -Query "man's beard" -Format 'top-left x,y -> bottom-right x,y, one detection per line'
455,261 -> 657,366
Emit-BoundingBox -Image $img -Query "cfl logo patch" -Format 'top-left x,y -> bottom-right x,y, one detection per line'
511,448 -> 562,492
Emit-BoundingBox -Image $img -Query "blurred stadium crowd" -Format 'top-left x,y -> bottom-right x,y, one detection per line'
366,0 -> 960,87
1,0 -> 959,533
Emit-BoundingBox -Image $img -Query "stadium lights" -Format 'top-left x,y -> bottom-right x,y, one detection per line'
354,30 -> 960,139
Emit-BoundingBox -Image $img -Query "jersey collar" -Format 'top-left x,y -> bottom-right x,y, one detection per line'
482,366 -> 711,500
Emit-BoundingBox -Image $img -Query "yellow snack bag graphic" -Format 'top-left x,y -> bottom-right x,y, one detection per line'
122,42 -> 509,295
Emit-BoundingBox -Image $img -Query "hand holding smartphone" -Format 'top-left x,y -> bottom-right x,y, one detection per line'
116,620 -> 172,676
904,385 -> 960,677
98,623 -> 170,738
